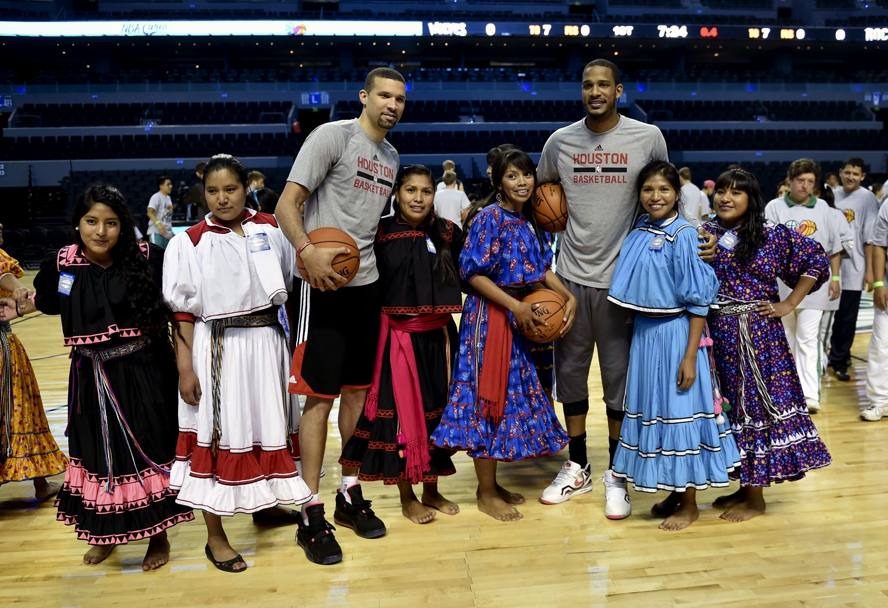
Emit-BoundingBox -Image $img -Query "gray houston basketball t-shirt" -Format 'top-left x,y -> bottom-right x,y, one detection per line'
537,115 -> 669,289
287,118 -> 399,286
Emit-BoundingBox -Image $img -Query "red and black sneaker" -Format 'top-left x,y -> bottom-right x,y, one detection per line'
296,503 -> 343,565
333,485 -> 387,539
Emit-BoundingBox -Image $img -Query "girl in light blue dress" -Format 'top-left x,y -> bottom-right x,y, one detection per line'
608,161 -> 740,531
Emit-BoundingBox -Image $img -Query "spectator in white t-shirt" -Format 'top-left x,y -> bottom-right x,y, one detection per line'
678,167 -> 707,227
146,175 -> 174,249
433,170 -> 471,229
435,159 -> 464,192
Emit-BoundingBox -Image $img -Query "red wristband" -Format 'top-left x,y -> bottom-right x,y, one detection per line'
296,240 -> 313,258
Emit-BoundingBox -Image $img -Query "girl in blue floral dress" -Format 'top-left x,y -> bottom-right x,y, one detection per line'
431,148 -> 574,521
609,161 -> 740,531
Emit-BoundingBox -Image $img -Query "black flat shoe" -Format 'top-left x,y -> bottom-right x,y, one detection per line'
204,544 -> 247,573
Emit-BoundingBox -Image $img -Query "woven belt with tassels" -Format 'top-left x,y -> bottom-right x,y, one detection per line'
708,300 -> 782,423
209,309 -> 286,456
75,337 -> 169,492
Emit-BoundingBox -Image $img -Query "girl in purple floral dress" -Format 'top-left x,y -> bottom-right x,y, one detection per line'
704,168 -> 831,522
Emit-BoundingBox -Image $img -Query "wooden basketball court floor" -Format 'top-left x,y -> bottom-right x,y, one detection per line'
2,275 -> 886,608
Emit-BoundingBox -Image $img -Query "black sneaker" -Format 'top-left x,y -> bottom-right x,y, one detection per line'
296,504 -> 342,565
333,485 -> 387,539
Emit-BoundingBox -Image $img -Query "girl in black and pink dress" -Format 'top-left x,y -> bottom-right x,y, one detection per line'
339,165 -> 462,524
28,185 -> 192,569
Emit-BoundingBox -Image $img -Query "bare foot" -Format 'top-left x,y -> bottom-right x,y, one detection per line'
720,496 -> 766,523
421,489 -> 459,515
83,545 -> 114,565
659,502 -> 699,531
651,491 -> 681,518
401,497 -> 436,524
477,493 -> 523,521
206,536 -> 246,572
496,483 -> 525,505
142,532 -> 170,571
712,486 -> 747,509
33,478 -> 61,502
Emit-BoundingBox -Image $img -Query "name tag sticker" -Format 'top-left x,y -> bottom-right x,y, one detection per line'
649,237 -> 665,251
247,232 -> 272,253
58,272 -> 75,296
425,236 -> 437,254
718,231 -> 739,251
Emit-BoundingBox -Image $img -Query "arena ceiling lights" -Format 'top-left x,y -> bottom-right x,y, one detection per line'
0,20 -> 424,37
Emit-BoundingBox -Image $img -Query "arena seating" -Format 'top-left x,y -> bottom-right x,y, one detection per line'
638,100 -> 871,122
12,102 -> 292,127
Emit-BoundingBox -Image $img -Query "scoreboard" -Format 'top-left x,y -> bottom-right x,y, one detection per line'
0,19 -> 885,42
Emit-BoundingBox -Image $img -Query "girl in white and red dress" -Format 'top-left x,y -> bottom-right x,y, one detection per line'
6,184 -> 193,571
163,155 -> 311,573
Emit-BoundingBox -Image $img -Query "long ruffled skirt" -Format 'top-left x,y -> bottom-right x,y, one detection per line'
612,315 -> 740,492
171,322 -> 312,516
431,295 -> 568,461
58,340 -> 193,545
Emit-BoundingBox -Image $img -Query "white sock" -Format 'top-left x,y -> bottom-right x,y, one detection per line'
340,476 -> 359,503
301,493 -> 321,524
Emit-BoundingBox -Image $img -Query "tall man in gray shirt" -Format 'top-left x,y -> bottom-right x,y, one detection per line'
536,59 -> 669,518
276,68 -> 406,565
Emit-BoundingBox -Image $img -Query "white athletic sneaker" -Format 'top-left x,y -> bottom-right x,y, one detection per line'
806,398 -> 821,414
539,460 -> 593,505
602,469 -> 631,520
860,406 -> 885,422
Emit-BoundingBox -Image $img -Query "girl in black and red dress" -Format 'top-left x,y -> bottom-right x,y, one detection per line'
21,185 -> 192,569
339,165 -> 462,524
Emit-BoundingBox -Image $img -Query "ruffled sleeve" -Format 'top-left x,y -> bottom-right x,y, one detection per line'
774,224 -> 830,292
459,207 -> 500,282
162,233 -> 202,322
0,248 -> 23,279
672,226 -> 718,316
33,252 -> 61,316
271,227 -> 298,288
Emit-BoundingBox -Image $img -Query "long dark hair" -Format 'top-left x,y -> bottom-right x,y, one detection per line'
713,168 -> 767,264
635,160 -> 682,218
393,164 -> 459,286
489,148 -> 546,251
463,143 -> 519,229
72,184 -> 171,339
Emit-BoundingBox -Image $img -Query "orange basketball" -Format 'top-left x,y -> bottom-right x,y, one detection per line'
532,182 -> 568,233
520,289 -> 567,343
296,227 -> 360,285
